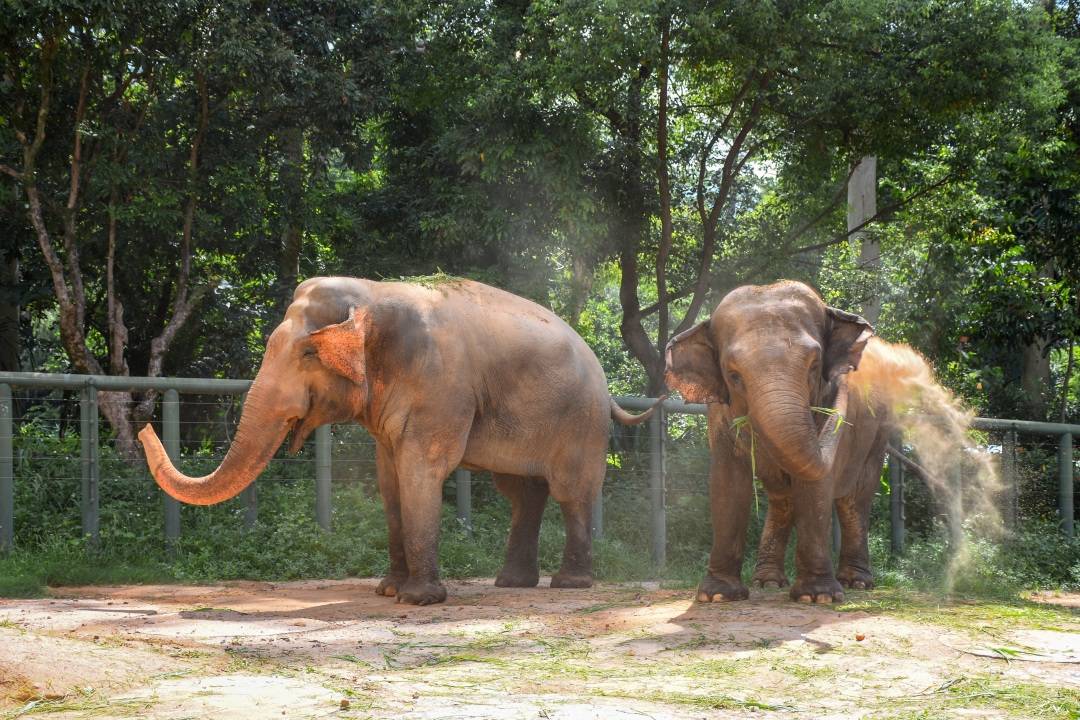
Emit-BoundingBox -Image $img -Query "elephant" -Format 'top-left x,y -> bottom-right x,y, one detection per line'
140,276 -> 659,605
664,280 -> 898,604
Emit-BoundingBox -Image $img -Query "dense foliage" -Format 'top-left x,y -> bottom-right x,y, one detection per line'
2,0 -> 1077,421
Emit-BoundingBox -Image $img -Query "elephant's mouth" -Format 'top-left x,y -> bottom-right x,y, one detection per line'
286,416 -> 315,455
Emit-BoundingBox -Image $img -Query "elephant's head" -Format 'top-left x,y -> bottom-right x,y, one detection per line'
139,277 -> 403,505
664,281 -> 873,482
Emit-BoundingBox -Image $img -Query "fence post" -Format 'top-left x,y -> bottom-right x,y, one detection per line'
889,436 -> 904,554
162,388 -> 181,547
650,405 -> 666,569
80,382 -> 100,544
315,425 -> 332,530
1061,432 -> 1074,538
455,468 -> 472,534
0,383 -> 12,552
1002,430 -> 1017,528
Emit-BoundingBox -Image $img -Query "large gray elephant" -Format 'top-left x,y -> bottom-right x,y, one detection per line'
665,281 -> 895,604
141,277 -> 657,605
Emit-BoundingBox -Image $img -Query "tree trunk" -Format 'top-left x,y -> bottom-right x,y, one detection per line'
275,126 -> 305,316
849,156 -> 880,325
612,66 -> 664,395
0,247 -> 18,373
655,16 -> 673,361
1021,337 -> 1051,419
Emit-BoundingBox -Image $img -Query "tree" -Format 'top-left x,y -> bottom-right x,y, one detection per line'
0,1 -> 401,453
524,0 -> 1050,393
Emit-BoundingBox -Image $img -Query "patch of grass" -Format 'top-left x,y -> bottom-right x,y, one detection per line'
767,661 -> 836,681
869,675 -> 1080,720
596,688 -> 790,712
387,270 -> 466,288
837,587 -> 1080,634
0,574 -> 45,599
2,687 -> 147,719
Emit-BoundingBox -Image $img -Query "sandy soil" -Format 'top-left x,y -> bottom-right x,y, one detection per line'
1,579 -> 1078,719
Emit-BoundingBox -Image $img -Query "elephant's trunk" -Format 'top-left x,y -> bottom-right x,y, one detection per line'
747,372 -> 850,483
139,375 -> 295,506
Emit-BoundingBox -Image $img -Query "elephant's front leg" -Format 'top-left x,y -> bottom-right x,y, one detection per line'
751,493 -> 793,589
698,444 -> 754,602
392,445 -> 455,606
789,479 -> 844,604
374,441 -> 409,598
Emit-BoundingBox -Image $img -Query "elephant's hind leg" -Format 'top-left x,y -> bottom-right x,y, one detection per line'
493,474 -> 549,587
547,463 -> 603,589
836,429 -> 888,590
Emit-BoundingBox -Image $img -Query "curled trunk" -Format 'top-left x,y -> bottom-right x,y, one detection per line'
139,380 -> 292,505
747,376 -> 850,482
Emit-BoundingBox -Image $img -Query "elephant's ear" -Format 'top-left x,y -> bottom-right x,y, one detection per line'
824,306 -> 875,380
307,307 -> 369,386
664,320 -> 727,404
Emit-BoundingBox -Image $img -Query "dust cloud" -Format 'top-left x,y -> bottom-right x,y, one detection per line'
853,339 -> 1002,589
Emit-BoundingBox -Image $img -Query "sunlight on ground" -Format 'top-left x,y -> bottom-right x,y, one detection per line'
1,579 -> 1078,719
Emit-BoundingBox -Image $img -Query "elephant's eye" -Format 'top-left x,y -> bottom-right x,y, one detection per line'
728,370 -> 744,387
302,347 -> 318,359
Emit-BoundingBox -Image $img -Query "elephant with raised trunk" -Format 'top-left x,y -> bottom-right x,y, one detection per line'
141,277 -> 658,605
665,281 -> 902,604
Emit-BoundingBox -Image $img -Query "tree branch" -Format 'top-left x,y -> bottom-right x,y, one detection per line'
674,79 -> 768,337
743,171 -> 959,281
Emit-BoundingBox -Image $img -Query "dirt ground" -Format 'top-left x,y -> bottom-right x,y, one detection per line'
1,579 -> 1079,719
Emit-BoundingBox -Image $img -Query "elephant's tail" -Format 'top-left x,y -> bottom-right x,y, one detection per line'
609,396 -> 666,426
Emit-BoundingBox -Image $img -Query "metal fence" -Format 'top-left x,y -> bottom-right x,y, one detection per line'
0,371 -> 1077,562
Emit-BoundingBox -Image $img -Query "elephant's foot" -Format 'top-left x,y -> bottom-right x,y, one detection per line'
789,575 -> 845,604
551,571 -> 593,588
375,572 -> 409,597
495,565 -> 540,588
696,574 -> 749,602
395,578 -> 448,606
836,563 -> 874,590
750,564 -> 789,590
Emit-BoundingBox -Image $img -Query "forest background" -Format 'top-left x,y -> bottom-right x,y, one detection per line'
1,0 -> 1079,593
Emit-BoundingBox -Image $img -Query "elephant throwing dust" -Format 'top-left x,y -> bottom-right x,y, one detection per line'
665,280 -> 940,604
141,277 -> 659,605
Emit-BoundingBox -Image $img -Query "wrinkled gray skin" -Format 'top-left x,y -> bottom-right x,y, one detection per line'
665,281 -> 885,604
141,277 -> 657,605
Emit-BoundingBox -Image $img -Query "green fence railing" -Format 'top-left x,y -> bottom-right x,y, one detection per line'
0,371 -> 1077,560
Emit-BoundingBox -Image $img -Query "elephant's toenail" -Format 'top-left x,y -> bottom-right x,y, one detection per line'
815,594 -> 832,604
798,595 -> 812,603
697,591 -> 711,603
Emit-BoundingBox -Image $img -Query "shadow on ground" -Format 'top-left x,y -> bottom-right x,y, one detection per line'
2,579 -> 1079,719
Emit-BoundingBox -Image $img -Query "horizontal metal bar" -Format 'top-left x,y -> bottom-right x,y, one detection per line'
970,417 -> 1080,436
0,371 -> 251,394
617,396 -> 1080,434
3,373 -> 1077,435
